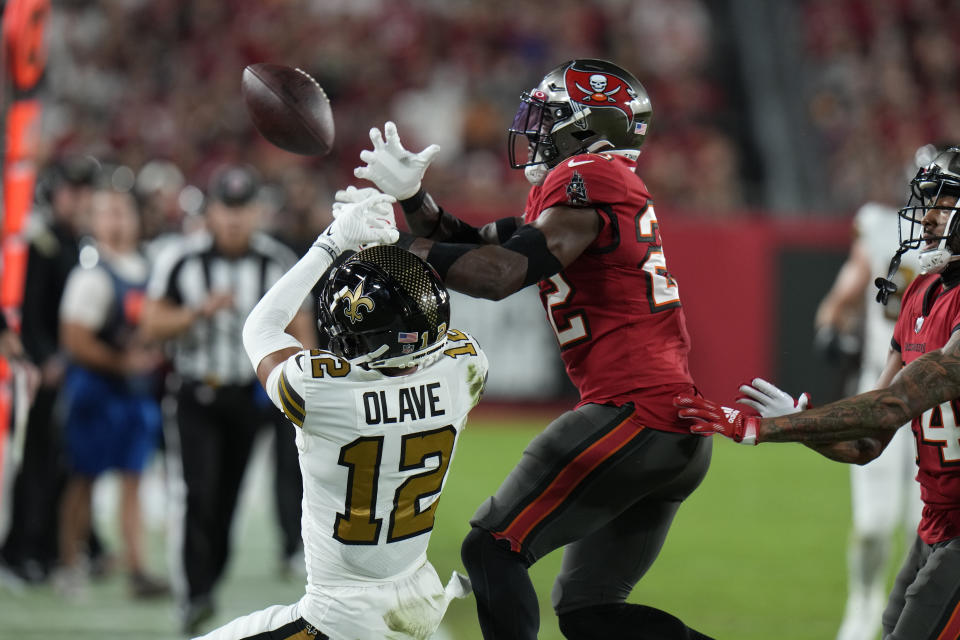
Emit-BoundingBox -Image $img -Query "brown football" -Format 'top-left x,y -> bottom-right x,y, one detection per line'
241,63 -> 335,156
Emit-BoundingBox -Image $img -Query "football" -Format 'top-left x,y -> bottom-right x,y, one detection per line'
241,63 -> 335,156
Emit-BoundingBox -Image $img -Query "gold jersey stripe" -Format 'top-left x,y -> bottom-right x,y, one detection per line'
279,368 -> 305,414
278,369 -> 305,427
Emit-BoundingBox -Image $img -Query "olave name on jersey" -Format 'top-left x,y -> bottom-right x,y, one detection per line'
363,382 -> 446,425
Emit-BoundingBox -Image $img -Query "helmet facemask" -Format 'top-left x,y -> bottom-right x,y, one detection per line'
896,155 -> 960,275
508,91 -> 567,170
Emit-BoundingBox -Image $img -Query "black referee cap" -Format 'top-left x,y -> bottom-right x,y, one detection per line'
35,155 -> 100,205
59,156 -> 100,186
208,164 -> 260,207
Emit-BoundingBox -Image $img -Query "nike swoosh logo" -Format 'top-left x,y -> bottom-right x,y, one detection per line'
567,159 -> 594,167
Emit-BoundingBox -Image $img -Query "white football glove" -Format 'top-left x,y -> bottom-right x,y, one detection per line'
317,189 -> 398,254
353,121 -> 440,200
736,377 -> 810,418
333,185 -> 387,208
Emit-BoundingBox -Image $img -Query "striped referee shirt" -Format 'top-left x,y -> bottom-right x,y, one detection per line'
146,230 -> 300,386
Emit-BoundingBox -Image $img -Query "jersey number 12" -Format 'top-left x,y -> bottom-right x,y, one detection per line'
334,425 -> 457,544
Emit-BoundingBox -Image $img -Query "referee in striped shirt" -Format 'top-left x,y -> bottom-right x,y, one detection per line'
141,165 -> 315,634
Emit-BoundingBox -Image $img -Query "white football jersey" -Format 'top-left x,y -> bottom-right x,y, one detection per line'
266,329 -> 487,597
855,203 -> 921,383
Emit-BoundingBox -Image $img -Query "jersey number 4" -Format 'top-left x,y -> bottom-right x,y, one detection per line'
334,425 -> 457,544
920,401 -> 960,464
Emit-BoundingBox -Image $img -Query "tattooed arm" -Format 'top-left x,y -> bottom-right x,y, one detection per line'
806,438 -> 889,465
801,348 -> 902,464
761,331 -> 960,444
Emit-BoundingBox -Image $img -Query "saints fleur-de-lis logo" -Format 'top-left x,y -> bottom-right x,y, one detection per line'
339,283 -> 374,324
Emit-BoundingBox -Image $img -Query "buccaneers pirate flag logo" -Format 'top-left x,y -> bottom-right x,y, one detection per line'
566,171 -> 588,204
563,64 -> 646,134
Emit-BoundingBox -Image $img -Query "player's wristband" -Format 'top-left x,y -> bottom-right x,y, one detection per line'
399,188 -> 427,214
739,416 -> 760,446
447,215 -> 483,244
396,231 -> 416,250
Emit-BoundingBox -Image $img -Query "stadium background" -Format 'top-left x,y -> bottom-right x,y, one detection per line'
0,0 -> 954,638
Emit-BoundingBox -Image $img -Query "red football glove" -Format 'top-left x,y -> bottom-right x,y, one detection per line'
674,394 -> 762,445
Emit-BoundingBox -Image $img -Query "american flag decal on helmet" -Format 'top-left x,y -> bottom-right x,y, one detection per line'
634,122 -> 647,135
398,331 -> 419,343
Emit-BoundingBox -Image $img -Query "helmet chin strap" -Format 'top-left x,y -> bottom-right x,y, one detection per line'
586,140 -> 614,153
524,163 -> 549,186
354,344 -> 390,366
363,337 -> 449,370
919,246 -> 957,274
919,209 -> 960,275
606,149 -> 641,161
875,247 -> 907,305
524,140 -> 621,186
878,210 -> 960,302
523,140 -> 550,186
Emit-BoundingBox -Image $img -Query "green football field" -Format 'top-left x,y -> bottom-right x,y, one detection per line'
0,416 -> 898,640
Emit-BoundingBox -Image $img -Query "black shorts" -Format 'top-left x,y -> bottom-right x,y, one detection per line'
469,402 -> 712,613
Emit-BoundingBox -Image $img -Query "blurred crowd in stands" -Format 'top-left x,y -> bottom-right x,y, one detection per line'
43,0 -> 741,220
5,0 -> 960,630
803,0 -> 960,210
38,0 -> 960,221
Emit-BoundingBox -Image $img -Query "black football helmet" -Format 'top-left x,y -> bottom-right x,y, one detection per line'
320,245 -> 450,369
877,146 -> 960,302
508,59 -> 652,175
897,147 -> 960,271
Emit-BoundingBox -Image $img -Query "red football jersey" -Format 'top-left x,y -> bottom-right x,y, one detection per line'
893,273 -> 960,544
523,152 -> 694,433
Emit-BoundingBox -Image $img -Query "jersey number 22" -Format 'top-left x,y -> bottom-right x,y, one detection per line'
543,204 -> 680,349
